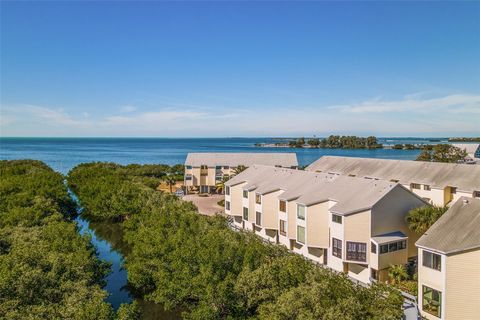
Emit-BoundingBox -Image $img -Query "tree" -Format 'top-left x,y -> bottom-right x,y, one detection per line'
0,160 -> 113,319
416,144 -> 468,163
215,176 -> 230,194
232,165 -> 248,176
163,175 -> 177,193
388,264 -> 409,285
406,205 -> 448,234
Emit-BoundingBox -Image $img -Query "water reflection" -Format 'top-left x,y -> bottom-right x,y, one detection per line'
76,217 -> 181,319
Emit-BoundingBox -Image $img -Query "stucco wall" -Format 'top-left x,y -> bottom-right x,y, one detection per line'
372,185 -> 425,258
306,201 -> 329,248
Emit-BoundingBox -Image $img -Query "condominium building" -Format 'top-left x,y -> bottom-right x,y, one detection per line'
224,165 -> 427,284
416,197 -> 480,320
452,143 -> 480,163
184,152 -> 298,193
306,156 -> 480,206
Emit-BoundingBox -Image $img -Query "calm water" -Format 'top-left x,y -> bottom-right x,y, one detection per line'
0,137 -> 426,174
0,137 -> 426,317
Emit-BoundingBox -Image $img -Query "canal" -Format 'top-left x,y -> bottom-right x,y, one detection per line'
72,192 -> 181,319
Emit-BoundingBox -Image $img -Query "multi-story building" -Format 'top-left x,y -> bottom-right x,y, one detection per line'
225,165 -> 427,284
416,197 -> 480,320
306,156 -> 480,206
184,152 -> 298,193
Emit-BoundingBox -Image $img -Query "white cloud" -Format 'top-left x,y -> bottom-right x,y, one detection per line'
119,105 -> 138,113
329,94 -> 480,114
1,93 -> 479,137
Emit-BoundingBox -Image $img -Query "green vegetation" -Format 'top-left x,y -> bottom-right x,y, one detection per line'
0,160 -> 114,319
392,144 -> 419,150
448,137 -> 480,142
416,144 -> 468,163
406,205 -> 448,234
289,135 -> 383,149
68,162 -> 404,319
388,265 -> 417,296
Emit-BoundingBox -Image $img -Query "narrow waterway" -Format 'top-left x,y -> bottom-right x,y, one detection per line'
71,192 -> 181,319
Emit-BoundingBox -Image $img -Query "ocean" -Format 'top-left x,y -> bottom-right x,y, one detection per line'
0,137 -> 429,174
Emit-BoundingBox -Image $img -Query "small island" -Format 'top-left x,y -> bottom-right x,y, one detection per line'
256,135 -> 383,149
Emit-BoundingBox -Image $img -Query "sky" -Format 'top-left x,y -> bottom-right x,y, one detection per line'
1,1 -> 479,137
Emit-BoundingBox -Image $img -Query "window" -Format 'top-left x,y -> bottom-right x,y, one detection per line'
379,240 -> 407,254
371,242 -> 377,254
423,250 -> 441,271
201,165 -> 208,170
255,211 -> 262,226
390,179 -> 399,183
388,242 -> 397,252
243,207 -> 249,220
474,191 -> 480,198
279,200 -> 286,212
186,166 -> 192,170
424,185 -> 431,191
255,194 -> 261,204
332,214 -> 342,224
223,166 -> 229,169
297,204 -> 305,220
243,190 -> 248,198
422,286 -> 442,318
451,187 -> 457,194
279,220 -> 287,236
297,226 -> 305,244
185,175 -> 192,180
225,201 -> 230,210
346,242 -> 367,262
380,244 -> 389,254
332,238 -> 342,258
225,186 -> 230,196
411,183 -> 421,189
215,166 -> 222,170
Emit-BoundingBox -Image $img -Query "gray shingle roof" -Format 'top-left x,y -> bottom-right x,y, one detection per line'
416,197 -> 480,254
306,156 -> 480,192
226,165 -> 406,215
185,153 -> 298,167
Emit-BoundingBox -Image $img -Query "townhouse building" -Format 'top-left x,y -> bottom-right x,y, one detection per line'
416,197 -> 480,320
306,156 -> 480,206
225,165 -> 426,284
184,152 -> 298,193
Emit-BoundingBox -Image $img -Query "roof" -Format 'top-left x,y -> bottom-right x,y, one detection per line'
185,152 -> 298,167
226,165 -> 409,215
372,231 -> 407,244
416,197 -> 480,254
306,156 -> 480,192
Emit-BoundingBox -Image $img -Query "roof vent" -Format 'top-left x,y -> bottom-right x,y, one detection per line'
463,198 -> 469,205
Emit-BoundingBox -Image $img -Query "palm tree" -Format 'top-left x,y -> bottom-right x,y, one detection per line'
232,165 -> 247,176
388,264 -> 408,285
163,175 -> 177,193
406,205 -> 448,234
215,176 -> 230,194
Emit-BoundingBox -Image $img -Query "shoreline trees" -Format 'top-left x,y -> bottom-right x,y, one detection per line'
0,160 -> 114,319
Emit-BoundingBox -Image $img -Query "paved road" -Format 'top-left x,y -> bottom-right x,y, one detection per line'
183,194 -> 224,216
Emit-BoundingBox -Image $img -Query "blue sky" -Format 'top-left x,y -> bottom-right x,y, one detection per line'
1,1 -> 479,137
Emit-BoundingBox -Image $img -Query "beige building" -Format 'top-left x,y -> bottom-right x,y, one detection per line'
416,197 -> 480,320
184,152 -> 298,193
306,156 -> 480,206
225,165 -> 426,284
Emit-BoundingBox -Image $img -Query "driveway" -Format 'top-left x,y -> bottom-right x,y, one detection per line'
182,194 -> 225,216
